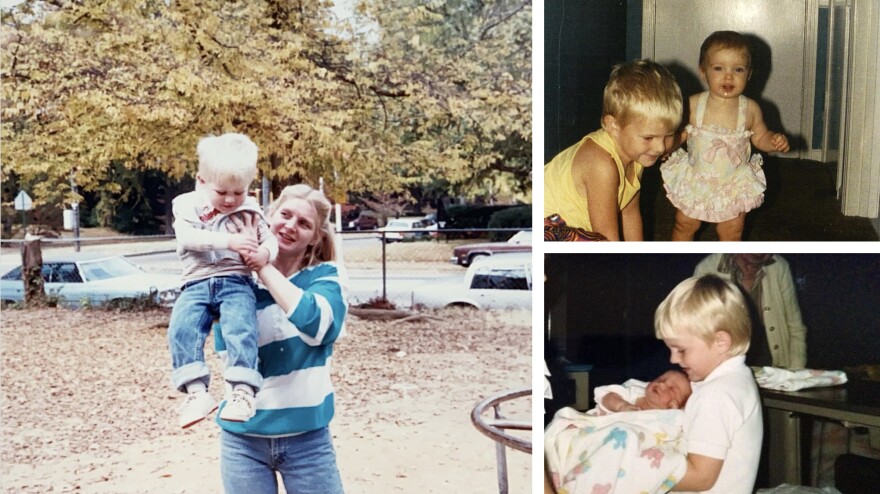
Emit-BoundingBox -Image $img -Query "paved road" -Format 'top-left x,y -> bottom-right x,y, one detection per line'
130,251 -> 461,309
1,237 -> 462,310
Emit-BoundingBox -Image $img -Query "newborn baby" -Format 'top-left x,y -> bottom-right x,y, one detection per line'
593,369 -> 692,414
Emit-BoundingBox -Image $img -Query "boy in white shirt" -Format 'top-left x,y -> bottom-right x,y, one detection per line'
654,275 -> 763,493
167,133 -> 277,428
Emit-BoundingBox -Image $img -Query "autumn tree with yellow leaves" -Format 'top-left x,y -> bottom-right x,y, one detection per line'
1,0 -> 531,232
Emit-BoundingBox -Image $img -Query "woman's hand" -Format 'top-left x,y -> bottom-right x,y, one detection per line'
244,247 -> 271,271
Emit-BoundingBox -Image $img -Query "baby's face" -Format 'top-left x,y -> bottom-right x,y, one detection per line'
701,46 -> 750,99
643,370 -> 692,410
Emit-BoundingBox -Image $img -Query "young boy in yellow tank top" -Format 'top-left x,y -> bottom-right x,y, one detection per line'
544,60 -> 682,241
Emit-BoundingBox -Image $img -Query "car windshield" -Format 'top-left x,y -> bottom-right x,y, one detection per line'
387,221 -> 409,228
1,267 -> 22,280
79,257 -> 142,282
508,231 -> 532,244
470,266 -> 530,290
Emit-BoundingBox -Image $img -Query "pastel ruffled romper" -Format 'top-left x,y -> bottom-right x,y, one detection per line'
661,92 -> 766,223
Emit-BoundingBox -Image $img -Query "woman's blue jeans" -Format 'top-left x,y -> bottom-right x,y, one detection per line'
168,275 -> 261,392
220,427 -> 345,494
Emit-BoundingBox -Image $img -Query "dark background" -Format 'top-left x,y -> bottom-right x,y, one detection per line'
544,254 -> 880,417
544,0 -> 631,162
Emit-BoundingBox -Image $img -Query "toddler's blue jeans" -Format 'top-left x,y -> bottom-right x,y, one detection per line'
168,274 -> 261,393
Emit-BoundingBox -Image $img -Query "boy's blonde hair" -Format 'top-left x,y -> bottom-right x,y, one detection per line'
602,59 -> 682,131
699,30 -> 752,70
654,275 -> 751,356
197,133 -> 258,187
267,183 -> 337,267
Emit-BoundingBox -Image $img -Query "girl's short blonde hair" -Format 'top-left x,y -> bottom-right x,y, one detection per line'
602,59 -> 683,132
267,184 -> 336,267
654,275 -> 751,356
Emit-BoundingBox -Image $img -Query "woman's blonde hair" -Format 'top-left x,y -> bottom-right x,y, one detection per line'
654,275 -> 751,356
602,59 -> 683,132
267,184 -> 336,267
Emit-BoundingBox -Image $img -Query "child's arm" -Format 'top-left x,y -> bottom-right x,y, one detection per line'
620,192 -> 643,241
254,212 -> 279,262
663,94 -> 697,158
173,195 -> 257,253
670,453 -> 724,491
748,99 -> 790,153
663,128 -> 688,158
575,143 -> 623,240
601,392 -> 641,412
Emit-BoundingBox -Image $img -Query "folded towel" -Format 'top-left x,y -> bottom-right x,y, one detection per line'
754,367 -> 848,391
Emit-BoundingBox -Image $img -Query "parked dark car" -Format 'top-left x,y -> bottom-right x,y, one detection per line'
346,211 -> 379,231
449,231 -> 532,267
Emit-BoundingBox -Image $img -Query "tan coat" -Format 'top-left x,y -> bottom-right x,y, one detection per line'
695,254 -> 808,369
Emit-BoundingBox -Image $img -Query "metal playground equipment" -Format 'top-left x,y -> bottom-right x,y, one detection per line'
471,387 -> 532,494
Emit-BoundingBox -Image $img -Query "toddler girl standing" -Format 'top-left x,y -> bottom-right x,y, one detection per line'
661,31 -> 790,241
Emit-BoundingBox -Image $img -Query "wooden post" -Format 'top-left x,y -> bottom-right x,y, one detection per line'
21,235 -> 45,306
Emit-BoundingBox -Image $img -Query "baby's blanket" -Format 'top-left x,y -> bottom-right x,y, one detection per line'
545,407 -> 687,494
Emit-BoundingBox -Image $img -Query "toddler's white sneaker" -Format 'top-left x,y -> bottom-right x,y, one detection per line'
219,389 -> 256,423
179,391 -> 217,429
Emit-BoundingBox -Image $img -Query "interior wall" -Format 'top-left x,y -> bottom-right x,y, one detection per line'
543,0 -> 628,162
841,0 -> 880,218
643,0 -> 810,152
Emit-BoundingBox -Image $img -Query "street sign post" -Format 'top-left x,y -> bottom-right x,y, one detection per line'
14,190 -> 33,233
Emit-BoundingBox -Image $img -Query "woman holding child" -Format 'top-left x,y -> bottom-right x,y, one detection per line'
214,183 -> 346,494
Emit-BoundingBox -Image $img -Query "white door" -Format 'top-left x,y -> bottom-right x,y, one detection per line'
642,0 -> 811,157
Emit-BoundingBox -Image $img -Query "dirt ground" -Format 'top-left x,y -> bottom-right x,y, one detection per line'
0,307 -> 532,494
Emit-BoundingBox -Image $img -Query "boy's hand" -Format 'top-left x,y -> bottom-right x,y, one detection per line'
770,132 -> 790,153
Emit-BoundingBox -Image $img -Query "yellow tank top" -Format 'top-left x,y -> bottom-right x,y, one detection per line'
543,129 -> 643,231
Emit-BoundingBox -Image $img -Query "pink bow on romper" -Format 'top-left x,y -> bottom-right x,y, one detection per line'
702,138 -> 744,167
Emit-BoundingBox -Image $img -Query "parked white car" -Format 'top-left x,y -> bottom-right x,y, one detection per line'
379,217 -> 432,243
411,252 -> 532,310
0,255 -> 182,308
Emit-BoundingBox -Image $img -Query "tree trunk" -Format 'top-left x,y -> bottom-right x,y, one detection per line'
21,237 -> 45,306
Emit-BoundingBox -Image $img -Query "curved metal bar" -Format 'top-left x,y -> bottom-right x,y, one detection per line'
471,387 -> 532,454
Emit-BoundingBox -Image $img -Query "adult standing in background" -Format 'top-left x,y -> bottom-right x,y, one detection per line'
694,253 -> 807,369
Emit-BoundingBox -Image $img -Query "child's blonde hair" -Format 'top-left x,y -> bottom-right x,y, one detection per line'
699,31 -> 752,70
654,275 -> 751,356
267,183 -> 337,267
197,133 -> 259,187
602,59 -> 682,132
